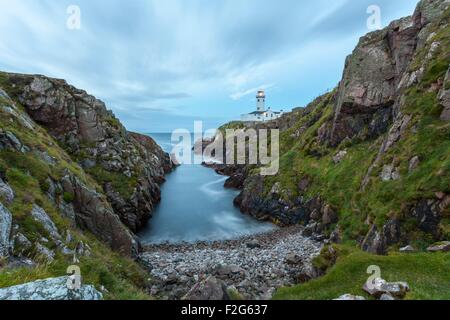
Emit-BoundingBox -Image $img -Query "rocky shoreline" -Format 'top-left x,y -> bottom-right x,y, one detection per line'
139,225 -> 323,300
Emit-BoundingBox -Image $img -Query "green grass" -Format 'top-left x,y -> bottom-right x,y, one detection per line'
86,165 -> 138,199
273,245 -> 450,300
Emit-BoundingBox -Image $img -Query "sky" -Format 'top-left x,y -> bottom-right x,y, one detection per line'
0,0 -> 419,133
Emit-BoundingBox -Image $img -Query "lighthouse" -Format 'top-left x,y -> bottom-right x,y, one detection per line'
240,90 -> 284,122
256,90 -> 266,112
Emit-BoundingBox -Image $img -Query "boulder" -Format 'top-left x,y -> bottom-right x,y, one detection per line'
0,178 -> 14,204
332,150 -> 348,164
0,202 -> 12,259
61,173 -> 139,257
0,130 -> 28,153
35,243 -> 55,263
285,253 -> 302,265
363,278 -> 409,298
334,294 -> 366,301
380,293 -> 395,300
246,239 -> 261,249
322,205 -> 338,225
408,156 -> 420,172
361,220 -> 400,255
438,64 -> 449,115
215,264 -> 244,277
399,245 -> 416,253
182,276 -> 230,301
0,276 -> 103,300
12,232 -> 32,256
30,205 -> 61,241
427,241 -> 450,252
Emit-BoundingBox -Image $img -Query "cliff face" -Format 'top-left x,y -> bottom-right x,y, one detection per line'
1,73 -> 174,234
0,71 -> 174,261
211,0 -> 450,254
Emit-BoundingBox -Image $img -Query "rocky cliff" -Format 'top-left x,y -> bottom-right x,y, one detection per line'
0,71 -> 174,298
1,73 -> 174,233
207,0 -> 450,254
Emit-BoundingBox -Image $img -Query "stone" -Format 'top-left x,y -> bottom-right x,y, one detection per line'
215,264 -> 244,277
310,210 -> 321,221
0,130 -> 28,153
399,245 -> 416,253
381,165 -> 394,181
0,202 -> 13,258
438,67 -> 450,121
182,276 -> 230,301
333,150 -> 348,164
322,205 -> 338,225
35,243 -> 55,263
411,199 -> 442,237
409,156 -> 420,172
363,278 -> 409,298
380,293 -> 395,300
334,294 -> 366,301
0,178 -> 14,204
380,165 -> 400,181
246,239 -> 261,249
427,241 -> 450,252
0,276 -> 103,300
30,205 -> 61,241
12,232 -> 32,255
61,173 -> 139,257
285,253 -> 302,265
270,182 -> 281,195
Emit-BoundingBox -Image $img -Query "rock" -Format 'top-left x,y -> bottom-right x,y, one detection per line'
12,232 -> 32,255
399,245 -> 416,253
0,276 -> 103,300
0,178 -> 14,204
322,205 -> 338,225
270,182 -> 281,195
363,278 -> 409,298
4,73 -> 174,237
30,205 -> 61,241
183,276 -> 230,301
333,150 -> 348,164
411,199 -> 442,238
310,210 -> 321,221
215,264 -> 244,277
361,220 -> 400,255
409,156 -> 420,172
6,257 -> 36,270
246,239 -> 261,249
0,130 -> 28,153
381,165 -> 400,181
439,67 -> 450,121
0,202 -> 12,259
381,165 -> 393,181
334,294 -> 366,301
427,241 -> 450,252
35,243 -> 55,263
380,293 -> 395,300
61,173 -> 139,257
285,253 -> 302,265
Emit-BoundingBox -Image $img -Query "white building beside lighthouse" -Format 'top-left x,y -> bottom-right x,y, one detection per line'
240,90 -> 284,122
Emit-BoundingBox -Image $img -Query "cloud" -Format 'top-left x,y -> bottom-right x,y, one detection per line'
230,84 -> 274,101
0,0 -> 419,132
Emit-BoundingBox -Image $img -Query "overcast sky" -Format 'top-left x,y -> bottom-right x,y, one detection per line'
0,0 -> 419,132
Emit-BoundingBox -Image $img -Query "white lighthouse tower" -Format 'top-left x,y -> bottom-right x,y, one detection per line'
256,90 -> 266,112
240,90 -> 284,122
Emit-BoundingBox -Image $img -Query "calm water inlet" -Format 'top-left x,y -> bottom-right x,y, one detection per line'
138,133 -> 275,244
